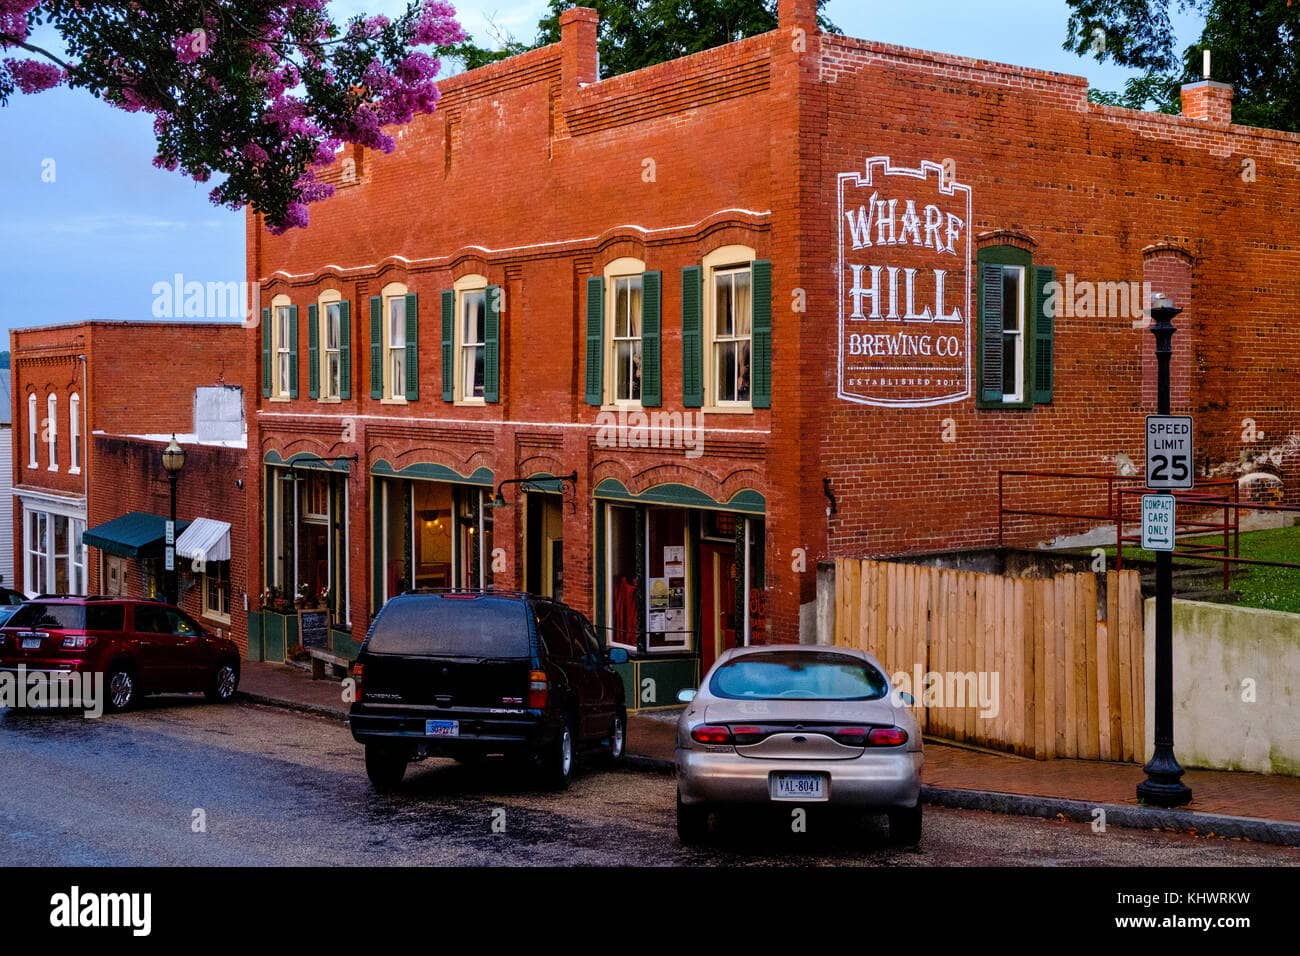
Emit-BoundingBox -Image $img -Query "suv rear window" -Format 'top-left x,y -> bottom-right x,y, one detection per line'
709,651 -> 889,702
6,603 -> 125,631
367,596 -> 530,658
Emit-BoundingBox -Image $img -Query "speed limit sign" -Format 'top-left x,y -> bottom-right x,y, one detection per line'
1146,415 -> 1194,489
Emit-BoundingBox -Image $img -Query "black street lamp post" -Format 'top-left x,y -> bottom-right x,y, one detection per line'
1136,297 -> 1193,808
162,435 -> 186,606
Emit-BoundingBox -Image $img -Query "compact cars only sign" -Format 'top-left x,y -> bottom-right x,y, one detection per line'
837,157 -> 973,407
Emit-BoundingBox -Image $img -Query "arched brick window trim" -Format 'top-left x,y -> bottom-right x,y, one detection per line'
976,229 -> 1037,253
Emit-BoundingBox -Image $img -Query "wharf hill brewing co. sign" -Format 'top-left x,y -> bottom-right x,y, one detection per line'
837,157 -> 973,407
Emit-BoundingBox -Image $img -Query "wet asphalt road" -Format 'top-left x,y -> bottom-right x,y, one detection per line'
0,699 -> 1296,867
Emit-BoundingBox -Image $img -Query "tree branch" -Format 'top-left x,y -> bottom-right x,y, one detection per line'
0,34 -> 75,72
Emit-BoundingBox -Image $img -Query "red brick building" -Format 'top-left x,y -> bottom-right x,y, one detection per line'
245,2 -> 1300,703
10,321 -> 250,650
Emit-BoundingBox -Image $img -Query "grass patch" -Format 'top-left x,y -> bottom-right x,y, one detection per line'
1106,525 -> 1300,614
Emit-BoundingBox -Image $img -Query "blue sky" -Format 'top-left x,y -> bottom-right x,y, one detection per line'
0,1 -> 1204,342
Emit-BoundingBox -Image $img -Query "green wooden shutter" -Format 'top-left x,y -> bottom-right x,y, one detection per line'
288,305 -> 299,399
369,296 -> 383,399
751,260 -> 772,408
1033,266 -> 1055,404
584,277 -> 604,406
441,290 -> 454,402
640,271 -> 662,407
404,293 -> 419,401
681,266 -> 704,407
261,307 -> 272,397
484,285 -> 501,403
979,264 -> 1004,404
307,304 -> 320,399
339,300 -> 352,400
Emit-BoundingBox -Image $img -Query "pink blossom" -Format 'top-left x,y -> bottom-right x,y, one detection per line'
3,58 -> 64,94
413,1 -> 466,47
0,0 -> 40,45
173,29 -> 209,65
242,142 -> 269,164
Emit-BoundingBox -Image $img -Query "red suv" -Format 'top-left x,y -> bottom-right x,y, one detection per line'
0,597 -> 241,712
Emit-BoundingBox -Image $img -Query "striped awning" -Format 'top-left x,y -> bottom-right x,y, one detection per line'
175,517 -> 232,563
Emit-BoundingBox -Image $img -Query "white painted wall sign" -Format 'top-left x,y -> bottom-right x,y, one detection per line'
837,157 -> 973,407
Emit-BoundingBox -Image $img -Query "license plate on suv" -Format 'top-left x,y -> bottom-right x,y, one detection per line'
771,772 -> 827,801
425,719 -> 459,738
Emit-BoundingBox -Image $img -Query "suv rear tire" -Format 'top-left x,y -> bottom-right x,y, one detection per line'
105,666 -> 136,713
539,716 -> 577,790
365,745 -> 408,792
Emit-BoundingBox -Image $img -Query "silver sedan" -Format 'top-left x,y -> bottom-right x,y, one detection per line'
675,645 -> 923,845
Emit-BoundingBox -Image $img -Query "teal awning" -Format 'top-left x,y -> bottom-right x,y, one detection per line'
82,512 -> 190,559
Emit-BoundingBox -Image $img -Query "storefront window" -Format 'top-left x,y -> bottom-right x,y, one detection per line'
270,466 -> 348,614
646,507 -> 689,653
606,505 -> 638,649
23,509 -> 87,597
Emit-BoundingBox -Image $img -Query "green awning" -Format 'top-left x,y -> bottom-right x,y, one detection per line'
82,512 -> 190,559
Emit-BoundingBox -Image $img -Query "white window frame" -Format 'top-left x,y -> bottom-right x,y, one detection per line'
271,295 -> 292,399
26,393 -> 37,469
319,290 -> 342,402
380,282 -> 408,402
69,392 -> 81,474
21,503 -> 87,598
453,274 -> 488,406
202,562 -> 232,624
46,393 -> 58,471
702,245 -> 757,411
603,257 -> 645,408
998,264 -> 1027,404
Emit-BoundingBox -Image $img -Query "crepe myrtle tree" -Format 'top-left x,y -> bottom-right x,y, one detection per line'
0,0 -> 466,233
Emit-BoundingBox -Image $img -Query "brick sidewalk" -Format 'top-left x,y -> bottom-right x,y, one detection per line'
237,662 -> 1299,825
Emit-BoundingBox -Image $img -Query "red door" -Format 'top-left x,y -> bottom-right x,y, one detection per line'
699,542 -> 737,675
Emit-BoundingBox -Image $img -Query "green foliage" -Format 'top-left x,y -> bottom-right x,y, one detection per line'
535,0 -> 840,79
1066,0 -> 1299,132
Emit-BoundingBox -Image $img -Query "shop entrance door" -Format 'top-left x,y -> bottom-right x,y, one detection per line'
699,540 -> 736,674
525,494 -> 564,600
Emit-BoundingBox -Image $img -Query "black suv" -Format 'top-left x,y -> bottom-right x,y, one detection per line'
349,591 -> 628,791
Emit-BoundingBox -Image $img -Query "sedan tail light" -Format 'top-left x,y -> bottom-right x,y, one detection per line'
61,635 -> 96,650
690,725 -> 733,745
350,663 -> 364,702
866,726 -> 908,747
527,670 -> 549,709
830,727 -> 869,746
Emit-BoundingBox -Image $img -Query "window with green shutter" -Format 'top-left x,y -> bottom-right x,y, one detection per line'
751,260 -> 772,408
584,276 -> 604,406
404,292 -> 419,401
681,266 -> 703,407
338,300 -> 352,400
369,296 -> 383,399
261,307 -> 272,397
441,290 -> 454,402
976,245 -> 1038,410
307,304 -> 320,400
640,271 -> 662,407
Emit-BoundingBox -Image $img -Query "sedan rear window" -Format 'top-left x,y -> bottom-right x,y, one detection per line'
4,603 -> 125,631
709,651 -> 888,701
366,596 -> 530,658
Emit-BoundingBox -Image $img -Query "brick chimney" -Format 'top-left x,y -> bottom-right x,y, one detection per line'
1180,80 -> 1233,125
778,0 -> 819,30
560,6 -> 598,92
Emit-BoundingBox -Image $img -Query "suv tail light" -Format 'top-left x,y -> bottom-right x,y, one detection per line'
61,635 -> 96,650
690,725 -> 733,745
527,670 -> 548,709
866,726 -> 908,747
351,663 -> 364,702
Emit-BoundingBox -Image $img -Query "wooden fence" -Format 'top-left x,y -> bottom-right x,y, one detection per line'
833,559 -> 1146,761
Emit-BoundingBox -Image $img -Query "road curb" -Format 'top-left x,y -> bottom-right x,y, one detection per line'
237,691 -> 349,724
921,785 -> 1300,847
625,754 -> 675,775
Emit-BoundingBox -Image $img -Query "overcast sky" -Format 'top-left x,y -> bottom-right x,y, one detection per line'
0,0 -> 1204,341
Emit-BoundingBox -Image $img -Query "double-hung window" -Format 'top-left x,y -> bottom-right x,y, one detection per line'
977,245 -> 1055,409
610,275 -> 643,403
713,267 -> 753,406
276,305 -> 293,398
46,393 -> 57,470
323,302 -> 342,399
69,393 -> 81,473
387,296 -> 406,398
459,289 -> 486,402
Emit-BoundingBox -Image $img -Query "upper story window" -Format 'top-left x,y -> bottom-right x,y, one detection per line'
583,258 -> 659,408
611,276 -> 643,403
69,393 -> 81,473
387,294 -> 407,398
443,274 -> 500,406
369,283 -> 418,402
311,292 -> 350,401
26,393 -> 37,468
261,294 -> 298,400
46,393 -> 58,471
976,245 -> 1055,409
681,246 -> 770,411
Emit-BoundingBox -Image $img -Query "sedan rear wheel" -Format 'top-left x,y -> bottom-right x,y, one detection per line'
676,789 -> 710,845
105,667 -> 136,713
888,802 -> 923,846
